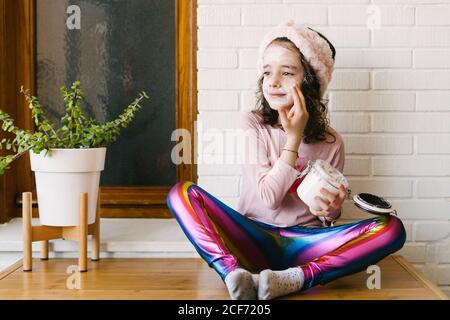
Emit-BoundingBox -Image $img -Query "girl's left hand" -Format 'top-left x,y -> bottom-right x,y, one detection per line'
309,185 -> 347,218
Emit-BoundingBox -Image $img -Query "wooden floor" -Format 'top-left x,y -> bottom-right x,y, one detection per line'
0,255 -> 447,300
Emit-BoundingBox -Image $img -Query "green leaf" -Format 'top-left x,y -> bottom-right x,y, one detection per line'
0,80 -> 148,175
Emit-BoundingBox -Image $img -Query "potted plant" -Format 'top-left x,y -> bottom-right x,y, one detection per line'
0,81 -> 148,226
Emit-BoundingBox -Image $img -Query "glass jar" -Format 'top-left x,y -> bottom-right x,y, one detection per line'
296,159 -> 350,211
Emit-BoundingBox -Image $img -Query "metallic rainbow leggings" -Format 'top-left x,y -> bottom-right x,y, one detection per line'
166,181 -> 407,291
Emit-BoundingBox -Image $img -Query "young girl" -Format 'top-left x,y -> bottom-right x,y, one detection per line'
166,21 -> 406,300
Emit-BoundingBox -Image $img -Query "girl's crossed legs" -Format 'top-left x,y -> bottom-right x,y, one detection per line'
166,181 -> 406,294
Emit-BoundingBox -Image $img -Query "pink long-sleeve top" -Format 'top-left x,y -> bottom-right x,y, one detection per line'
236,111 -> 345,228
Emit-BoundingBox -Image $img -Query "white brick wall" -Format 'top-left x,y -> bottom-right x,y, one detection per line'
197,0 -> 450,295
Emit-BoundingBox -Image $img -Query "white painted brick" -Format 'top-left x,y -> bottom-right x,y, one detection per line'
198,6 -> 241,26
417,135 -> 450,154
372,113 -> 450,133
417,179 -> 450,198
196,120 -> 241,157
329,6 -> 414,26
372,156 -> 450,176
198,163 -> 242,175
198,151 -> 241,165
238,49 -> 257,69
414,222 -> 450,242
414,49 -> 450,68
330,91 -> 415,112
329,113 -> 370,133
347,178 -> 413,197
389,200 -> 450,220
426,242 -> 443,264
198,70 -> 257,90
403,221 -> 413,241
242,6 -> 327,26
342,135 -> 413,154
417,92 -> 450,111
313,27 -> 370,47
198,27 -> 268,48
328,71 -> 370,90
437,242 -> 450,263
285,0 -> 369,3
373,27 -> 450,47
198,91 -> 240,111
197,140 -> 241,163
374,71 -> 450,90
342,199 -> 450,221
196,114 -> 244,159
240,91 -> 257,112
335,49 -> 412,68
398,243 -> 427,263
198,176 -> 240,197
374,0 -> 450,3
198,49 -> 238,69
200,26 -> 370,49
199,0 -> 281,4
343,157 -> 371,176
198,153 -> 242,166
437,265 -> 450,285
197,111 -> 242,129
417,6 -> 450,26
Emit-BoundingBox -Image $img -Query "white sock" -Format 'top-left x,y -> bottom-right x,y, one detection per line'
224,268 -> 257,300
258,267 -> 304,300
251,273 -> 259,291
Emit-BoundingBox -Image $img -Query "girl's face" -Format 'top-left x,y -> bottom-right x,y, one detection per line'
262,44 -> 305,111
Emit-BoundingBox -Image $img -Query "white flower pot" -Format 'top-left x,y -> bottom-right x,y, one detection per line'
30,148 -> 106,226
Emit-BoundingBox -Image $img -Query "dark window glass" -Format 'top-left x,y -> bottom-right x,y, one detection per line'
36,0 -> 176,186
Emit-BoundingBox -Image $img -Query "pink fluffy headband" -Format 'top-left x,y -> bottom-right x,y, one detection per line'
257,20 -> 336,98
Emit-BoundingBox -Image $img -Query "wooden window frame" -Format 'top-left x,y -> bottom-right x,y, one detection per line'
0,0 -> 197,223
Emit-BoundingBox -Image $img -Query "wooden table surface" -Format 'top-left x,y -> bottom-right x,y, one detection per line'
0,255 -> 447,300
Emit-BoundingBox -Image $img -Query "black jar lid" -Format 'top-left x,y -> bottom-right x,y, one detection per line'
353,193 -> 397,216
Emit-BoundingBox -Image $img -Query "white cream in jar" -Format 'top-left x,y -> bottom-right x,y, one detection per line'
296,159 -> 349,211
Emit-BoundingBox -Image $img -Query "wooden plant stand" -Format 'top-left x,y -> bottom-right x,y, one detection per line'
22,192 -> 101,272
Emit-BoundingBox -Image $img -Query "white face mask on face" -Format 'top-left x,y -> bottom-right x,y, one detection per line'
262,45 -> 305,111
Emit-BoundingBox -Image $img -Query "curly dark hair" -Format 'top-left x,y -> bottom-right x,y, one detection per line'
252,33 -> 336,144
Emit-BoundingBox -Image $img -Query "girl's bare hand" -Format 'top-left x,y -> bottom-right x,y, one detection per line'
278,84 -> 309,141
309,185 -> 347,218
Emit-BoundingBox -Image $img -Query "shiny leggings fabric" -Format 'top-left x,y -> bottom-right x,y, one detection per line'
166,181 -> 406,291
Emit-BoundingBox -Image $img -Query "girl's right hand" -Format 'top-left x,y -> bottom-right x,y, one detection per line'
278,84 -> 309,142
